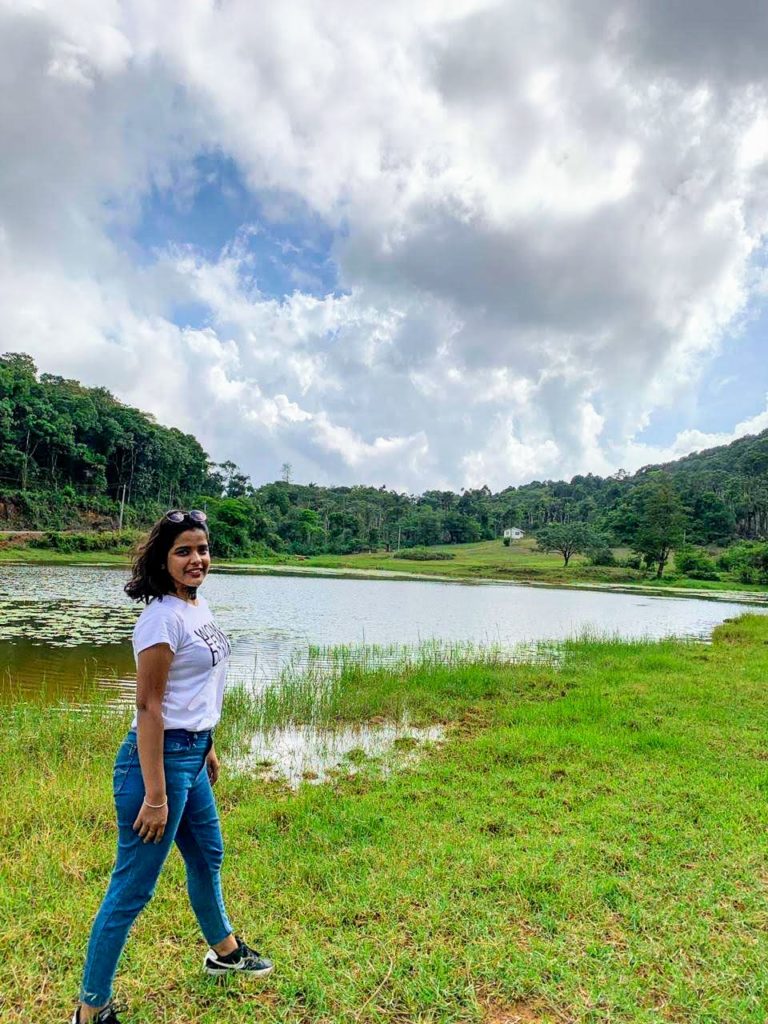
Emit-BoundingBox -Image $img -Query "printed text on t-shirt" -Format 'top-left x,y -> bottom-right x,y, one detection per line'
194,622 -> 232,666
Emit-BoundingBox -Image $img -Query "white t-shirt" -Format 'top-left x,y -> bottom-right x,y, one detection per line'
131,594 -> 231,731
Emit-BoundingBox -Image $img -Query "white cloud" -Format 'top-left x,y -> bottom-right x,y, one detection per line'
1,0 -> 768,490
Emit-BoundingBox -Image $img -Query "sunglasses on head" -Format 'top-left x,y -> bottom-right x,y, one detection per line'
165,509 -> 208,525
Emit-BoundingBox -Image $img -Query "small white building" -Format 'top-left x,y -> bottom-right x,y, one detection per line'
503,527 -> 524,540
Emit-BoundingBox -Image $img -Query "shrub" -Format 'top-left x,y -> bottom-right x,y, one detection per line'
587,546 -> 616,566
392,548 -> 455,561
717,542 -> 768,584
246,541 -> 278,561
28,530 -> 141,554
620,554 -> 643,570
674,546 -> 720,580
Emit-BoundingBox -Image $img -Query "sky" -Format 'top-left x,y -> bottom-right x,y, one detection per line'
2,0 -> 768,493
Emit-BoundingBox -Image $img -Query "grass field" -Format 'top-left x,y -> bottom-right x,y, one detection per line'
242,539 -> 768,598
4,616 -> 768,1022
0,544 -> 129,564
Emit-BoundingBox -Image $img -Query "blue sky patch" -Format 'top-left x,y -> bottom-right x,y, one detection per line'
128,152 -> 340,316
636,296 -> 768,447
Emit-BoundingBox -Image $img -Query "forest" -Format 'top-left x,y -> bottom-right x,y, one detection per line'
1,352 -> 767,578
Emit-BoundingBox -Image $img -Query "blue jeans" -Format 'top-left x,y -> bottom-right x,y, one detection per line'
80,729 -> 234,1006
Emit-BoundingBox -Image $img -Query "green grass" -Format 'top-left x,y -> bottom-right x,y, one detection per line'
4,617 -> 768,1021
249,539 -> 768,596
0,545 -> 130,564
218,641 -> 544,750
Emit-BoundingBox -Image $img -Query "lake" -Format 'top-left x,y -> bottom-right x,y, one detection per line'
0,564 -> 763,706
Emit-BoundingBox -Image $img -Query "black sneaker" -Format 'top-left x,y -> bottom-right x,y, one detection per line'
71,1002 -> 126,1023
203,936 -> 274,978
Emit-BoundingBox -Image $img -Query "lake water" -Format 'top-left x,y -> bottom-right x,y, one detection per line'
0,564 -> 763,706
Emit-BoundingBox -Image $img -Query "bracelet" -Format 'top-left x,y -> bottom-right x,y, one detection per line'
143,797 -> 168,809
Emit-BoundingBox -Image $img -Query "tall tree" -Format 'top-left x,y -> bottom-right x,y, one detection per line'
633,476 -> 689,578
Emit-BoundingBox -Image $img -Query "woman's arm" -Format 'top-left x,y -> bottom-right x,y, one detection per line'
133,643 -> 174,844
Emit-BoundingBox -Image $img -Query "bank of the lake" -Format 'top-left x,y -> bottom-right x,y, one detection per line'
273,539 -> 768,598
4,615 -> 768,1022
2,537 -> 767,603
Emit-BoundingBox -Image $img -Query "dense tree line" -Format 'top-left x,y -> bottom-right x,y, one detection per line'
0,352 -> 215,527
1,353 -> 768,569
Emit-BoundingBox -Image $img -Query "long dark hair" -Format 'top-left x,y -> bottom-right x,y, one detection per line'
125,515 -> 210,603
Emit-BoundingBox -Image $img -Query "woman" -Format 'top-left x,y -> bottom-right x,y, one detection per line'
73,510 -> 273,1024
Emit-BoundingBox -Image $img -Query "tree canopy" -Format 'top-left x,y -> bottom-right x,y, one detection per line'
0,352 -> 214,514
536,522 -> 605,567
2,352 -> 768,560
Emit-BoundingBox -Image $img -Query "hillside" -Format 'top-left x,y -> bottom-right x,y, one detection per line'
0,353 -> 766,564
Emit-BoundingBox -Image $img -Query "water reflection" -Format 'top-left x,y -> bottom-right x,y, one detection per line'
0,638 -> 136,705
233,720 -> 445,788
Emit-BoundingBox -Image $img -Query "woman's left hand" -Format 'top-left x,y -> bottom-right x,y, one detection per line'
206,746 -> 220,786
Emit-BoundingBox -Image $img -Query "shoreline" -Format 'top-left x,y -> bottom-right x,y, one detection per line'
0,547 -> 765,605
215,561 -> 768,605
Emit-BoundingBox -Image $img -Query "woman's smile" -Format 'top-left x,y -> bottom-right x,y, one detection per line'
166,528 -> 211,597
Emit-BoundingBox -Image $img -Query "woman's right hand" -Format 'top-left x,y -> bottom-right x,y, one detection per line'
133,800 -> 169,844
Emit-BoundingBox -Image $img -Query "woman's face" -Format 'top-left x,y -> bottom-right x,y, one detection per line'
166,527 -> 211,594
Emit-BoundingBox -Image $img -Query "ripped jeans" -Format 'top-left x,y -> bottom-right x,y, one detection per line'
79,729 -> 233,1006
